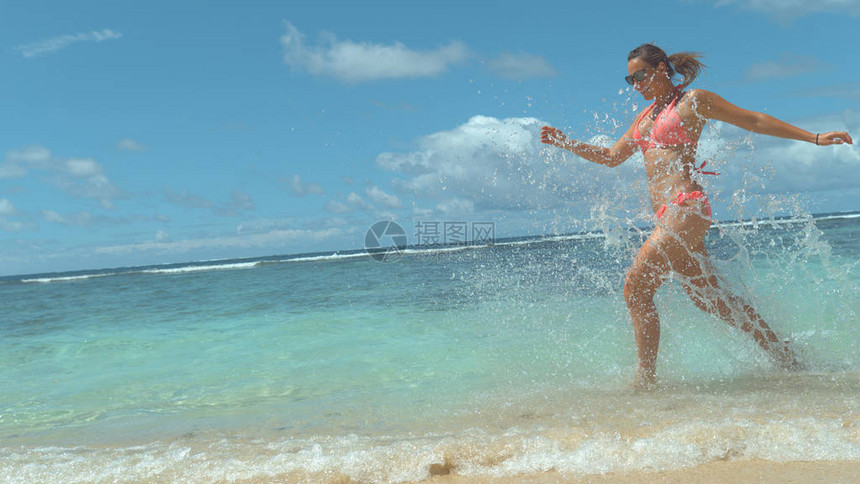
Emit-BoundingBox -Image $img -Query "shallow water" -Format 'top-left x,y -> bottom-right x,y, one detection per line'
1,213 -> 858,482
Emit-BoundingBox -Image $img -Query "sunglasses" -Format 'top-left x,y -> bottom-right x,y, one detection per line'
625,68 -> 649,86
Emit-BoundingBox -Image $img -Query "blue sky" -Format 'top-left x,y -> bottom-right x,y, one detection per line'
1,0 -> 859,276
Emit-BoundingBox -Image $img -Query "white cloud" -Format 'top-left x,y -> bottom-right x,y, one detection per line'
0,163 -> 28,178
95,227 -> 344,256
718,111 -> 860,195
798,83 -> 860,99
284,174 -> 325,197
2,147 -> 124,208
376,115 -> 643,215
215,190 -> 256,217
324,199 -> 352,214
0,199 -> 16,217
236,217 -> 294,235
165,187 -> 214,209
117,138 -> 148,152
436,198 -> 475,215
346,192 -> 366,209
280,21 -> 468,82
0,219 -> 28,232
164,187 -> 255,217
376,111 -> 860,224
485,52 -> 557,80
324,191 -> 368,214
744,54 -> 829,81
1,146 -> 51,176
42,210 -> 93,226
710,0 -> 860,20
366,185 -> 402,209
65,159 -> 100,176
17,29 -> 122,58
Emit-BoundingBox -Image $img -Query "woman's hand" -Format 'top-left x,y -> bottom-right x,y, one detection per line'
816,131 -> 854,146
540,126 -> 568,148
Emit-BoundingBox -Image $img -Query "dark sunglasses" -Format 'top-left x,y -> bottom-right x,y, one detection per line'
625,68 -> 649,86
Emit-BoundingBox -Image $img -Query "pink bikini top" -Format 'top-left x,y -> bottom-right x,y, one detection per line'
632,87 -> 718,176
632,87 -> 697,154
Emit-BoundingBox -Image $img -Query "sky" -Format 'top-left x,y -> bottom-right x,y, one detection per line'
1,0 -> 859,276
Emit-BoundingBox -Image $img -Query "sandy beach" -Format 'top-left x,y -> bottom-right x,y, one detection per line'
415,460 -> 860,484
223,459 -> 860,483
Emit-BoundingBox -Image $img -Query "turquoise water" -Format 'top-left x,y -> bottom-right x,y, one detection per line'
1,213 -> 859,482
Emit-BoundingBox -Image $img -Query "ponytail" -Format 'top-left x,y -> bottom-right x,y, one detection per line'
668,51 -> 706,88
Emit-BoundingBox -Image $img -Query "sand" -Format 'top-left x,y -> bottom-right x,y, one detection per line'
417,459 -> 860,483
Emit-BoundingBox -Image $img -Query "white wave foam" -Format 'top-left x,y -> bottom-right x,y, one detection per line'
21,273 -> 117,284
4,417 -> 858,483
815,212 -> 860,221
282,252 -> 368,263
140,262 -> 260,275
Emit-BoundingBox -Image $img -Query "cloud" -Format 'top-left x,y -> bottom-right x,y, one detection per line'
376,115 -> 643,215
436,198 -> 475,216
42,210 -> 93,227
165,187 -> 214,209
283,174 -> 325,197
1,146 -> 125,209
0,199 -> 16,216
164,187 -> 255,217
324,192 -> 368,214
0,219 -> 28,232
0,198 -> 35,232
376,111 -> 860,224
236,217 -> 294,235
366,185 -> 402,209
485,52 -> 557,80
17,29 -> 122,58
718,110 -> 860,195
709,0 -> 860,20
117,138 -> 148,152
744,54 -> 829,81
95,227 -> 344,256
214,190 -> 255,217
280,21 -> 468,82
796,83 -> 860,99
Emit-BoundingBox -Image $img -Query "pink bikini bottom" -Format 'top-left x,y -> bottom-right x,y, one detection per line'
656,191 -> 712,219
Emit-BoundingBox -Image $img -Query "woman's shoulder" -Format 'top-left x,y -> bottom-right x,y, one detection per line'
681,88 -> 711,102
679,89 -> 722,117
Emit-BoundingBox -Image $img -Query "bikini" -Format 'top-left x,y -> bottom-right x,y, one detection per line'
632,86 -> 717,219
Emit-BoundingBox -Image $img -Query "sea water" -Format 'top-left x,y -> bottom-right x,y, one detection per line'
1,213 -> 859,483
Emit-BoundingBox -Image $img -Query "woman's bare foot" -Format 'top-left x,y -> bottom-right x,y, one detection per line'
632,366 -> 657,390
773,340 -> 804,371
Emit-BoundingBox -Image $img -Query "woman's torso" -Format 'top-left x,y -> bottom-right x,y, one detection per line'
633,89 -> 709,213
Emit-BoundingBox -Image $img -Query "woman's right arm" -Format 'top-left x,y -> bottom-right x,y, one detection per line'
540,124 -> 638,168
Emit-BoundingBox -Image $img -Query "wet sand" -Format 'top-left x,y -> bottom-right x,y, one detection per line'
418,459 -> 860,483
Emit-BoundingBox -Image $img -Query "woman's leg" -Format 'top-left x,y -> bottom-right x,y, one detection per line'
624,230 -> 670,387
624,201 -> 712,387
680,257 -> 800,369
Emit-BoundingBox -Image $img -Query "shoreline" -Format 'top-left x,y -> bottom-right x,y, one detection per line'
418,459 -> 860,484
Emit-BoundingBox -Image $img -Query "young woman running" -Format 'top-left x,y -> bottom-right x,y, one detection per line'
540,44 -> 853,387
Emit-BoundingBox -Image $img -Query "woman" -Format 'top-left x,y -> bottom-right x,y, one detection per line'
540,44 -> 853,388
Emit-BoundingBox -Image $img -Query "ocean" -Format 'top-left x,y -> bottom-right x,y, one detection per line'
1,212 -> 859,483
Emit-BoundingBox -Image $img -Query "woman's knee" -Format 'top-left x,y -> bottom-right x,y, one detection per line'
624,265 -> 660,306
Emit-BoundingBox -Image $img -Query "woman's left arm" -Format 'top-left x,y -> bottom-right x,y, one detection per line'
692,90 -> 853,146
